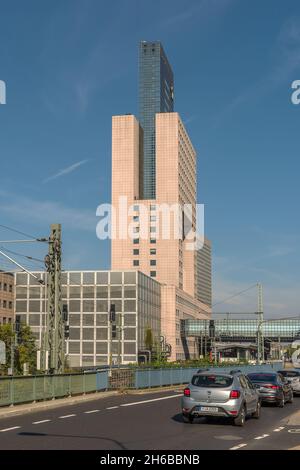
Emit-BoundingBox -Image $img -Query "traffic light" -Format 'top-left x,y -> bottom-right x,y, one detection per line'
64,325 -> 70,339
209,320 -> 215,338
62,304 -> 68,322
110,304 -> 116,323
112,324 -> 117,339
15,315 -> 21,344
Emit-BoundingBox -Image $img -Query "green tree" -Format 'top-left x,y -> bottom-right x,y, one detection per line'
0,323 -> 37,376
16,325 -> 37,374
145,327 -> 153,351
0,324 -> 14,376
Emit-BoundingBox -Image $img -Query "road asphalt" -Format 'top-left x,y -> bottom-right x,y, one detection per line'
0,388 -> 299,450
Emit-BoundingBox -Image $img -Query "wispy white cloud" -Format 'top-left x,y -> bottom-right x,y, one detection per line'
265,246 -> 295,258
211,16 -> 300,128
213,274 -> 300,316
0,190 -> 96,232
39,4 -> 129,115
183,115 -> 198,125
43,159 -> 89,183
161,0 -> 235,28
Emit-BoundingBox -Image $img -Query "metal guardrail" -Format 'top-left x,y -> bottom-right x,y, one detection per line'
134,362 -> 283,389
0,362 -> 282,407
0,371 -> 108,407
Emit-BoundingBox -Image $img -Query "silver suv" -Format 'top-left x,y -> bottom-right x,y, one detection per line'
181,371 -> 261,426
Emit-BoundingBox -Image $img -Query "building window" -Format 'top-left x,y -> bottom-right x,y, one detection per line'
133,249 -> 139,255
150,239 -> 156,244
133,260 -> 139,267
150,204 -> 156,211
150,216 -> 156,222
3,300 -> 7,308
150,249 -> 156,255
133,216 -> 139,222
9,302 -> 12,309
150,259 -> 156,266
133,238 -> 139,244
3,284 -> 7,291
133,205 -> 139,212
150,226 -> 156,233
133,227 -> 139,233
9,285 -> 12,293
150,271 -> 156,277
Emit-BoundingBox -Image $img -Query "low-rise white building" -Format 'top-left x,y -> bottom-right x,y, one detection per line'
15,270 -> 161,367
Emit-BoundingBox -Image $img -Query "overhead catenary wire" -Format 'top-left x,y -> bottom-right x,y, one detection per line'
212,283 -> 258,308
0,246 -> 44,265
0,224 -> 38,240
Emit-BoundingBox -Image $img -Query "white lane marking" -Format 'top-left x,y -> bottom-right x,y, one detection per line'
32,420 -> 51,425
254,434 -> 270,440
273,427 -> 285,432
84,410 -> 100,414
106,406 -> 119,410
230,443 -> 247,450
0,426 -> 21,433
120,394 -> 182,407
59,414 -> 76,419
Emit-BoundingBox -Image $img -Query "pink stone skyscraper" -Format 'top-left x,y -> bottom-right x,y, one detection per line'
111,43 -> 211,361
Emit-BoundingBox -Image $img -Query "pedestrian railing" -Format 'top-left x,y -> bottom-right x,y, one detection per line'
0,362 -> 282,407
134,362 -> 283,389
0,371 -> 108,407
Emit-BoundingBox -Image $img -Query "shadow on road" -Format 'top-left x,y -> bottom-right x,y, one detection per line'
18,432 -> 128,450
172,413 -> 232,426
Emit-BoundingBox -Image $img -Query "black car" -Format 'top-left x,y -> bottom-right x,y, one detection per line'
247,372 -> 293,407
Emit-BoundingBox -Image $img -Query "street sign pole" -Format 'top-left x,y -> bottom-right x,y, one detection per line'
0,340 -> 6,365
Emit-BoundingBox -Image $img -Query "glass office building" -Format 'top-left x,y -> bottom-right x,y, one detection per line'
139,41 -> 174,199
15,270 -> 161,367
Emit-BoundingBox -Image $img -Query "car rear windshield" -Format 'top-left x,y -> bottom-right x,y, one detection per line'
248,374 -> 276,382
191,375 -> 233,388
279,371 -> 300,378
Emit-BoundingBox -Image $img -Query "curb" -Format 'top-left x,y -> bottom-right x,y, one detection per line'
0,385 -> 184,420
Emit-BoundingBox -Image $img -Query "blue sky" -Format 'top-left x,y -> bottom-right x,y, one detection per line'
0,0 -> 300,315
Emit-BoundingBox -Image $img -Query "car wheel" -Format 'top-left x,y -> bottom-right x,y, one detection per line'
233,406 -> 246,426
277,396 -> 285,408
182,414 -> 194,424
252,401 -> 261,419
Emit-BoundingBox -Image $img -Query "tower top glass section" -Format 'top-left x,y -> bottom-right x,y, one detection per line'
138,41 -> 174,199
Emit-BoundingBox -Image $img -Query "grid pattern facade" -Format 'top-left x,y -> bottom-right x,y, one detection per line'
196,239 -> 212,307
139,41 -> 174,199
182,318 -> 300,341
0,271 -> 14,324
111,113 -> 211,361
15,270 -> 161,367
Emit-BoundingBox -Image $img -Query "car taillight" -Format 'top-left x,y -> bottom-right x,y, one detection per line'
184,388 -> 191,397
230,390 -> 240,399
264,385 -> 279,389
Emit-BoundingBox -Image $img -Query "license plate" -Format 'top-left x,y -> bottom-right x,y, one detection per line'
196,406 -> 218,412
